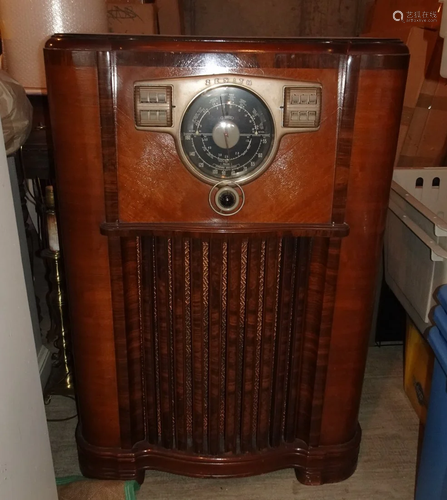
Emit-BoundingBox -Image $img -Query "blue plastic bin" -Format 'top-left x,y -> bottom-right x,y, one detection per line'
438,286 -> 447,314
416,287 -> 447,500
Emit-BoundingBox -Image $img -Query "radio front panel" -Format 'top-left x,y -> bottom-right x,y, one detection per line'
116,66 -> 338,224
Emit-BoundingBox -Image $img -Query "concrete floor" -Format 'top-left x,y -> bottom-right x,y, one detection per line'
47,345 -> 419,500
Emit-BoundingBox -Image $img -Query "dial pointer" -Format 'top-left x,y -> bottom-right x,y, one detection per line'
220,96 -> 231,162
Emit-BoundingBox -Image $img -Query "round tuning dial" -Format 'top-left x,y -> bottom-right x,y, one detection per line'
180,85 -> 275,184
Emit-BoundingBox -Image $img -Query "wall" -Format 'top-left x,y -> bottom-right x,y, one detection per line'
185,0 -> 368,37
0,121 -> 57,499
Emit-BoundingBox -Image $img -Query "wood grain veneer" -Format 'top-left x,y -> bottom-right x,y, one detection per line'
44,35 -> 408,486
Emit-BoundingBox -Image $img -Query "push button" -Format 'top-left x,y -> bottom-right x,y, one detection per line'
290,91 -> 301,105
140,110 -> 169,126
283,86 -> 321,128
135,85 -> 173,127
139,88 -> 168,104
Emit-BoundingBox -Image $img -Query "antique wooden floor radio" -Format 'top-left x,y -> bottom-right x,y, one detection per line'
44,35 -> 408,485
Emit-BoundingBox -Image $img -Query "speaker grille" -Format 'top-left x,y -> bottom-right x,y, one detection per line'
136,234 -> 330,455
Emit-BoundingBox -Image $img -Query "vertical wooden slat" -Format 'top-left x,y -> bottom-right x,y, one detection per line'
172,237 -> 187,450
308,238 -> 342,446
220,241 -> 228,452
136,237 -> 146,438
107,236 -> 132,448
256,238 -> 281,449
167,239 -> 176,447
225,239 -> 242,453
184,239 -> 193,449
270,237 -> 297,447
332,54 -> 360,223
285,238 -> 311,442
280,238 -> 298,439
296,237 -> 329,442
97,51 -> 119,222
208,239 -> 223,455
252,240 -> 266,444
191,239 -> 205,453
155,236 -> 174,449
202,242 -> 209,452
141,237 -> 158,444
121,238 -> 144,444
152,238 -> 162,442
236,240 -> 248,452
241,239 -> 262,452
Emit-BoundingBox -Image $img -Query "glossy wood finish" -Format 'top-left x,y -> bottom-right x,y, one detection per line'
46,34 -> 408,56
44,35 -> 408,486
320,68 -> 409,447
44,54 -> 121,448
122,234 -> 337,456
116,68 -> 337,225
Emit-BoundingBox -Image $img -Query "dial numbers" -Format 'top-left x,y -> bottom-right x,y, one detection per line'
180,86 -> 274,182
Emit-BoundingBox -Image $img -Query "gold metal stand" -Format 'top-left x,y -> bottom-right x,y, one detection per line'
43,186 -> 73,394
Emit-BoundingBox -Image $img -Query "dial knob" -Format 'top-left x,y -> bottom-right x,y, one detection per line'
215,187 -> 239,211
209,182 -> 245,216
212,120 -> 240,149
218,190 -> 236,208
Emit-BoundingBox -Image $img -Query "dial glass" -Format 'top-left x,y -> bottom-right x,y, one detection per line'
180,85 -> 274,182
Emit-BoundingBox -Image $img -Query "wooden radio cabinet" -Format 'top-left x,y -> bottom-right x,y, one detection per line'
44,35 -> 408,485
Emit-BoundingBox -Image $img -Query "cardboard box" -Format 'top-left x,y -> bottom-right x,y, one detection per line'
404,318 -> 434,424
157,0 -> 182,34
361,4 -> 440,165
397,38 -> 447,167
394,27 -> 438,164
107,3 -> 158,34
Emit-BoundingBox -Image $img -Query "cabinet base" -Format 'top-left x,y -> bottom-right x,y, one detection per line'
77,425 -> 361,486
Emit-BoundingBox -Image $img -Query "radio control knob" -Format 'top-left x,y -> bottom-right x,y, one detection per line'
209,182 -> 245,216
218,190 -> 237,209
215,187 -> 239,211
